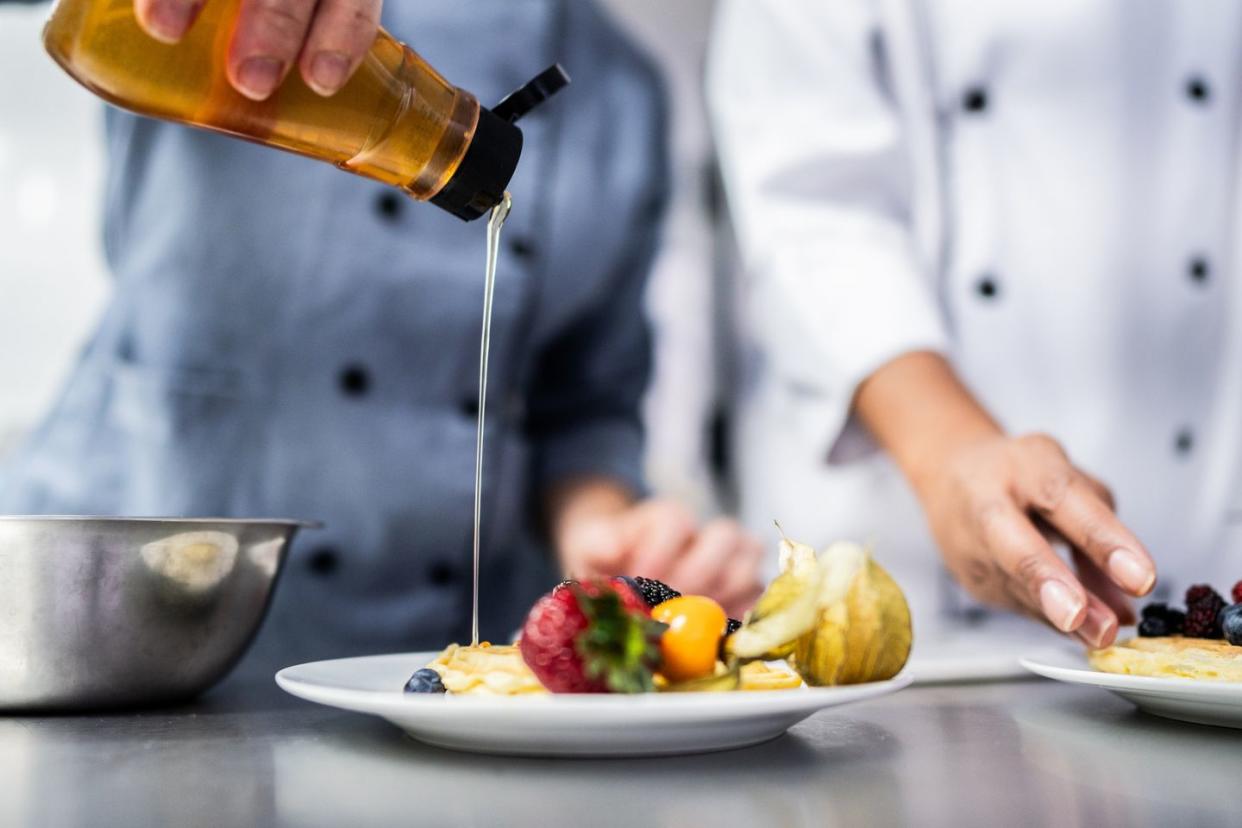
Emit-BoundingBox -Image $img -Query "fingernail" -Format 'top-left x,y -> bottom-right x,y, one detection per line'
1075,605 -> 1118,649
145,1 -> 199,42
1107,548 -> 1155,595
309,52 -> 351,96
236,57 -> 285,101
1040,580 -> 1085,632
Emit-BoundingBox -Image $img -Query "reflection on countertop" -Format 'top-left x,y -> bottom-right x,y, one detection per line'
0,675 -> 1237,827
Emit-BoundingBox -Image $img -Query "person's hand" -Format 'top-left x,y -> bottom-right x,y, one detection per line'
558,498 -> 765,618
854,352 -> 1157,649
134,0 -> 383,100
914,433 -> 1155,648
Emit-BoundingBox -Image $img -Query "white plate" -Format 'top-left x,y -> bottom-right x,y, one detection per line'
275,651 -> 911,757
1020,648 -> 1242,729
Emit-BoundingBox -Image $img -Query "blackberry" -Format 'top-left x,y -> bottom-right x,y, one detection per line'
1138,616 -> 1172,637
1183,584 -> 1226,639
1185,584 -> 1221,606
630,577 -> 682,608
1138,603 -> 1184,636
719,618 -> 743,661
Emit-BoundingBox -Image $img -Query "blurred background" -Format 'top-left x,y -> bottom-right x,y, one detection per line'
0,0 -> 735,511
0,3 -> 111,459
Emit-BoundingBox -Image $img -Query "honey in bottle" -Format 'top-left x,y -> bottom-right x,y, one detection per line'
42,0 -> 568,220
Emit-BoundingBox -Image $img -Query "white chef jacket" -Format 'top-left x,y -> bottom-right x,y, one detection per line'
708,0 -> 1242,626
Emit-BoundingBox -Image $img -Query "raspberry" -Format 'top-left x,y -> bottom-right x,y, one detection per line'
1183,584 -> 1226,638
1232,581 -> 1242,605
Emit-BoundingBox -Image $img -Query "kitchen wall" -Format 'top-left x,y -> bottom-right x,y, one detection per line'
0,4 -> 110,458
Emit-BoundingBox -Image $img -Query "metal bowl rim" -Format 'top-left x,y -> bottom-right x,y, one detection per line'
0,515 -> 322,529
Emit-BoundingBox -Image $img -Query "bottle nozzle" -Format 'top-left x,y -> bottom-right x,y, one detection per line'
492,64 -> 571,124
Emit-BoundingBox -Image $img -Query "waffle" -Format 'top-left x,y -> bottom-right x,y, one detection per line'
426,644 -> 547,696
1089,636 -> 1242,682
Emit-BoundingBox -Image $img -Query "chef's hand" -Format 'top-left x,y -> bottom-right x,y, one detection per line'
855,352 -> 1156,648
549,480 -> 765,618
134,0 -> 383,100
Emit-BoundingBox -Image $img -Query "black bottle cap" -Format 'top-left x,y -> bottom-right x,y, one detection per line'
431,65 -> 570,222
429,106 -> 522,222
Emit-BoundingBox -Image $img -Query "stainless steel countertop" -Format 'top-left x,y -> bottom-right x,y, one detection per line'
1,675 -> 1238,827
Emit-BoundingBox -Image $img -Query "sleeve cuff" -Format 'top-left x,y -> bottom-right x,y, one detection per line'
753,232 -> 950,466
533,419 -> 648,498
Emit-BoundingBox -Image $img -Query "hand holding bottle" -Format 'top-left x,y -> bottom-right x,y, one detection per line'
134,0 -> 383,100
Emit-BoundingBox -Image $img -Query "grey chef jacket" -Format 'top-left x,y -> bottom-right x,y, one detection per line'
0,0 -> 668,676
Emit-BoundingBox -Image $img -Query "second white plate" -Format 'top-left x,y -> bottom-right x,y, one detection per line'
1020,648 -> 1242,729
276,651 -> 910,757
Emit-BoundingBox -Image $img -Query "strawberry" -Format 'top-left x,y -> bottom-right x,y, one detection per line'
519,580 -> 665,693
1233,580 -> 1242,605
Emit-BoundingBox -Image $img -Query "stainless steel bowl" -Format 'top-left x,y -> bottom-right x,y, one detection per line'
0,516 -> 315,710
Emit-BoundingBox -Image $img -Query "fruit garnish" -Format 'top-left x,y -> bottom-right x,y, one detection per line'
1233,581 -> 1242,605
793,542 -> 912,686
1220,604 -> 1242,646
660,660 -> 741,692
730,530 -> 912,686
1137,603 -> 1185,638
403,667 -> 446,694
614,576 -> 683,608
653,595 -> 728,682
519,579 -> 665,693
1184,584 -> 1226,639
726,534 -> 824,661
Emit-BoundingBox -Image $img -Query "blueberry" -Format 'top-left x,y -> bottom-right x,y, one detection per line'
1219,603 -> 1242,646
403,667 -> 446,694
1138,616 -> 1170,638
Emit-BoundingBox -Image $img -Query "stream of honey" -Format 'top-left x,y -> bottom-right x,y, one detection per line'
471,192 -> 512,645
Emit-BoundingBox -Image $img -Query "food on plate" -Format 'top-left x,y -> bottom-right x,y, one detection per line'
1222,603 -> 1242,647
620,575 -> 683,608
402,533 -> 912,696
519,579 -> 664,693
728,534 -> 913,686
1137,603 -> 1185,638
1090,581 -> 1242,680
738,661 -> 803,691
403,667 -> 447,694
425,643 -> 547,696
1182,584 -> 1227,639
725,535 -> 824,662
1088,636 -> 1242,682
658,661 -> 741,692
652,595 -> 728,681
